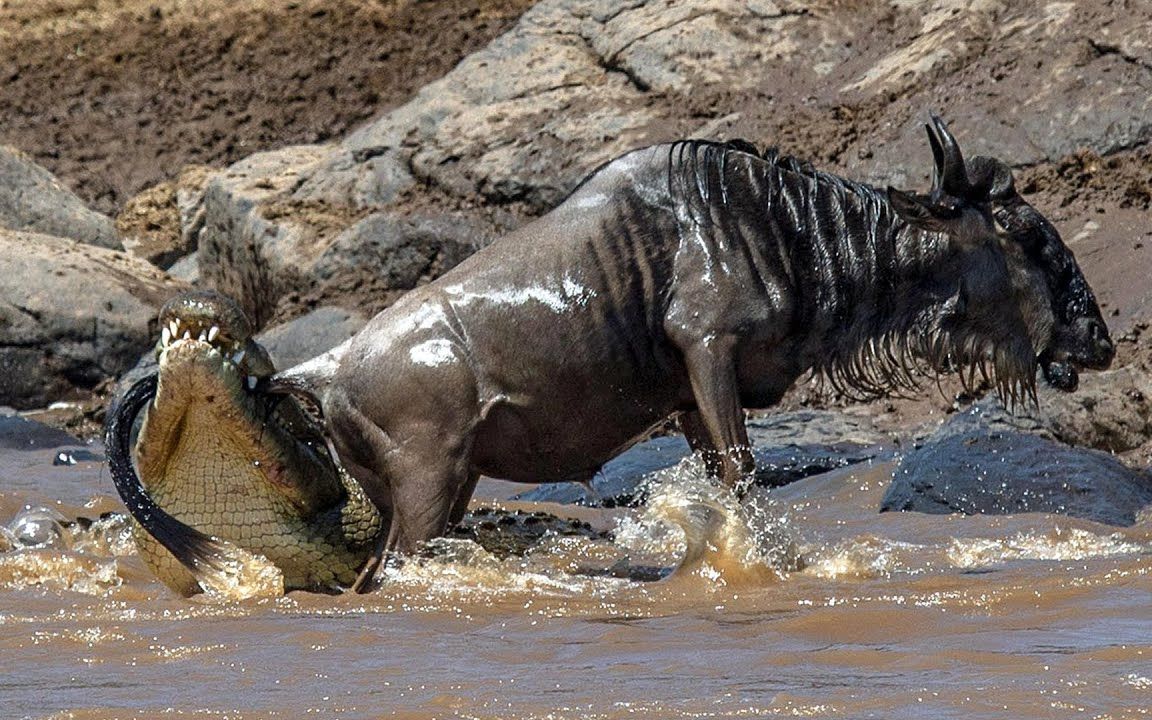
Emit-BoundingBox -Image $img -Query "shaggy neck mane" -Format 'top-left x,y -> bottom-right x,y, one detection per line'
663,139 -> 1037,404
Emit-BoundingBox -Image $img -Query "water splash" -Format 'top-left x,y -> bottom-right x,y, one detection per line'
615,457 -> 803,587
191,543 -> 285,601
0,549 -> 122,595
806,536 -> 926,579
377,536 -> 635,613
8,506 -> 71,550
948,527 -> 1149,568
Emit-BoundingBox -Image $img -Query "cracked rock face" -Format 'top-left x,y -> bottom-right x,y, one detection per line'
0,230 -> 187,409
189,0 -> 1152,331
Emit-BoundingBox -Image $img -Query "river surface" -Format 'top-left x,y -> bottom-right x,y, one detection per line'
2,424 -> 1150,719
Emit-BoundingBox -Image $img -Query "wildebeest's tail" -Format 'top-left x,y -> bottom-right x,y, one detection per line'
104,372 -> 233,578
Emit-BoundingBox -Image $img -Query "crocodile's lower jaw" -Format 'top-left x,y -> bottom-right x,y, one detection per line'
147,339 -> 258,452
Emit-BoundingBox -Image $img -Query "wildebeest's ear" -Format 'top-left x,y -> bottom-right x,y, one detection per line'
888,187 -> 959,233
968,156 -> 1016,201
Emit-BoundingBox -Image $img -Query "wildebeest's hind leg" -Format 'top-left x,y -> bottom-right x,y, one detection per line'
678,342 -> 756,495
448,472 -> 480,527
326,386 -> 476,587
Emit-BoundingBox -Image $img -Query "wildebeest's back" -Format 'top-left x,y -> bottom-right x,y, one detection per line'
333,146 -> 692,483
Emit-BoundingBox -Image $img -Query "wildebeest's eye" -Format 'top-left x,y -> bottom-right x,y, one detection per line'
994,206 -> 1046,253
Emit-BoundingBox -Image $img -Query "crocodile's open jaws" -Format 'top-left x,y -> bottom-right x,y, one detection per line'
105,292 -> 384,596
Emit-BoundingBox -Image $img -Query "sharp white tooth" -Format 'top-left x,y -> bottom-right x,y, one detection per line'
207,326 -> 220,343
161,326 -> 171,346
169,320 -> 180,339
183,330 -> 191,340
247,376 -> 258,390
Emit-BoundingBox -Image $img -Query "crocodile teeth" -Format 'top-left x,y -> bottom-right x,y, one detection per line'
207,325 -> 220,343
198,329 -> 208,342
161,326 -> 171,347
169,320 -> 180,339
183,330 -> 192,340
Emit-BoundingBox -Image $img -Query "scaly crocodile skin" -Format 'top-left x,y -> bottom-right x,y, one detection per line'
130,292 -> 382,595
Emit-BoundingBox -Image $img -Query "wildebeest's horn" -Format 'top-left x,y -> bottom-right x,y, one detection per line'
925,121 -> 946,193
927,113 -> 970,198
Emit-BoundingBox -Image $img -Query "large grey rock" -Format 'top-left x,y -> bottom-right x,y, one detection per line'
256,306 -> 369,371
0,146 -> 119,250
189,0 -> 1152,327
882,403 -> 1152,526
0,229 -> 186,409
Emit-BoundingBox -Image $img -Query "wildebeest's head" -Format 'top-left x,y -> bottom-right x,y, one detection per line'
965,154 -> 1114,391
882,115 -> 1112,399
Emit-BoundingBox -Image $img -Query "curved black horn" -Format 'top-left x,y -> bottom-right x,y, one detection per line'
927,113 -> 970,198
104,373 -> 232,580
925,122 -> 945,193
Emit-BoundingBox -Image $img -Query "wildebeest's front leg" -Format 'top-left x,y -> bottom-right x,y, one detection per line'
678,410 -> 724,478
679,339 -> 756,493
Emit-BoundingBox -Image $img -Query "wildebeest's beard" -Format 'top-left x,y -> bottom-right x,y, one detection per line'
814,242 -> 1040,407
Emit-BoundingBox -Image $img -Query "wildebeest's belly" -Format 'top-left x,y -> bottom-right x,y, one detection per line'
464,325 -> 688,483
469,377 -> 684,484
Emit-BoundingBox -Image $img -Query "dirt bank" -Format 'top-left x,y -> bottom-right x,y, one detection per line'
0,0 -> 536,214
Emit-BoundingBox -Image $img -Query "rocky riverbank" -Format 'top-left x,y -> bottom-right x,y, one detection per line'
2,0 -> 1151,462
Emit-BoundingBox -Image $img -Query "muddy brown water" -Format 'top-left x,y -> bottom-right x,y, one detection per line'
2,428 -> 1150,719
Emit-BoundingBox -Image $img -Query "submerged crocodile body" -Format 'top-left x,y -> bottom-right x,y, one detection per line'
106,292 -> 383,595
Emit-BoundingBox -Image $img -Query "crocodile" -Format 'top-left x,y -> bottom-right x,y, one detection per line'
105,291 -> 383,595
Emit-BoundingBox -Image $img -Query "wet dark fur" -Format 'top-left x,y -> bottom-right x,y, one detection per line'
663,139 -> 1037,404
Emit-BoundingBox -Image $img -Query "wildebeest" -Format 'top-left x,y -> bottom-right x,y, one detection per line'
154,116 -> 1112,591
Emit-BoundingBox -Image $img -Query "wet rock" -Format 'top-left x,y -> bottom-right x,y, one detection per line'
0,413 -> 83,451
516,409 -> 891,507
255,306 -> 368,371
882,403 -> 1152,526
0,146 -> 119,250
52,449 -> 103,466
0,229 -> 187,409
515,435 -> 692,506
